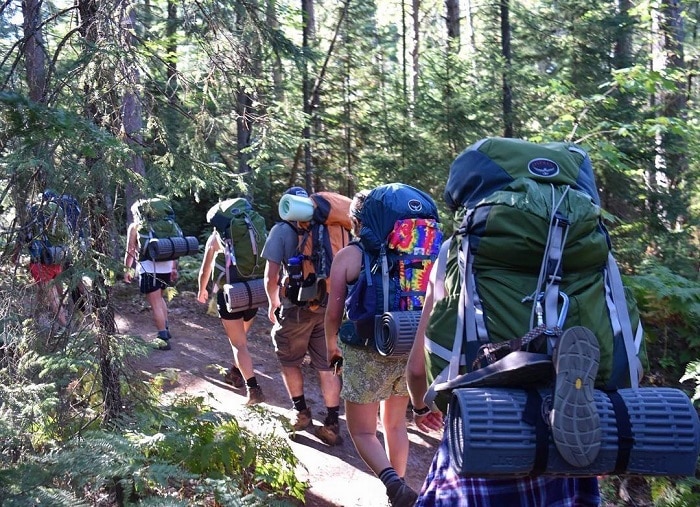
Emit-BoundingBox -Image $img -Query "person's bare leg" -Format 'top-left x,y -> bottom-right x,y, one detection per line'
44,282 -> 68,327
317,369 -> 341,407
280,365 -> 304,398
221,317 -> 255,379
145,289 -> 167,331
380,395 -> 411,477
345,400 -> 387,473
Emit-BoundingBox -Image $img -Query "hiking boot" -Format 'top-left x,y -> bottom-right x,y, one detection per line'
387,481 -> 418,507
245,386 -> 265,406
550,326 -> 601,468
224,365 -> 245,389
314,422 -> 342,445
155,331 -> 171,351
289,408 -> 312,431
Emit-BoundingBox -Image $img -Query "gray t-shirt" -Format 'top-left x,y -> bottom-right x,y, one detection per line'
261,221 -> 299,270
261,221 -> 301,307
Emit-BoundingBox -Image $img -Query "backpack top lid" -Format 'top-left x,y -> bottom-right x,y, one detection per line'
357,183 -> 439,254
443,137 -> 601,211
133,196 -> 175,223
308,192 -> 353,228
206,197 -> 252,233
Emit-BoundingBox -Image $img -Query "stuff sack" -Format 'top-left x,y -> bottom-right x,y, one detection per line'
424,138 -> 646,410
134,196 -> 198,261
207,197 -> 268,285
280,192 -> 353,310
340,183 -> 442,355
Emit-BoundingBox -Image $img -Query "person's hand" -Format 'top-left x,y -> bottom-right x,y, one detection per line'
171,264 -> 179,282
196,289 -> 208,304
413,408 -> 443,433
268,302 -> 281,324
329,353 -> 343,376
124,269 -> 134,284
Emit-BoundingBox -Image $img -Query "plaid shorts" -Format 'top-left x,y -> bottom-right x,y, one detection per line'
417,430 -> 600,506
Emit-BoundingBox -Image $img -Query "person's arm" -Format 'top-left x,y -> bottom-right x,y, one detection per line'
264,260 -> 282,324
197,233 -> 219,304
324,245 -> 359,370
171,259 -> 179,282
406,278 -> 444,433
123,224 -> 138,283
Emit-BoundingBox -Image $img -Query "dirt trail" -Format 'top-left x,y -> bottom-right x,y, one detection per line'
114,285 -> 441,506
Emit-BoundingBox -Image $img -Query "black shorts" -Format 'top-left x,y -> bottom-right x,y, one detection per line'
139,272 -> 171,294
217,290 -> 258,321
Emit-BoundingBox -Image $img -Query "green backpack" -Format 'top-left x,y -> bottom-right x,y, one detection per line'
134,197 -> 183,260
206,198 -> 268,285
424,137 -> 647,411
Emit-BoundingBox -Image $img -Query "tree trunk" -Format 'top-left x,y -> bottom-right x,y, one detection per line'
22,0 -> 47,104
500,0 -> 513,138
302,0 -> 315,191
119,0 -> 147,209
166,0 -> 178,106
267,0 -> 285,99
412,0 -> 421,106
650,0 -> 688,231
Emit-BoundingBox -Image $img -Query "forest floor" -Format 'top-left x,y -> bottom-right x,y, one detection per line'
112,282 -> 442,507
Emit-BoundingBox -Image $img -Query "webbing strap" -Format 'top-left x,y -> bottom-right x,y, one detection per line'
522,389 -> 549,476
606,389 -> 634,473
449,235 -> 470,380
606,253 -> 642,388
424,238 -> 458,408
381,246 -> 389,314
432,238 -> 451,302
318,224 -> 327,277
543,213 -> 569,352
242,280 -> 254,308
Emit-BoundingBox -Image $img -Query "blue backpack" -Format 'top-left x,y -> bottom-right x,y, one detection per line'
340,183 -> 442,355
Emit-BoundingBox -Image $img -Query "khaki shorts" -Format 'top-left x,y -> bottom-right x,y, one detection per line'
272,305 -> 331,371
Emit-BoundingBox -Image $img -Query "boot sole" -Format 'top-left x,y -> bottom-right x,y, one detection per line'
550,326 -> 601,467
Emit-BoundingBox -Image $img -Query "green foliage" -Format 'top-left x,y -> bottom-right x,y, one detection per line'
625,262 -> 700,378
0,387 -> 306,505
2,1 -> 700,506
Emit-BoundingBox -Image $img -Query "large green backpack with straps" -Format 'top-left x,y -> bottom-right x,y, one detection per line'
134,197 -> 183,260
206,198 -> 268,285
424,137 -> 647,411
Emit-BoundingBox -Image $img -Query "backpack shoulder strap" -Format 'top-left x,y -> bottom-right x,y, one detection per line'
432,237 -> 451,303
605,253 -> 643,388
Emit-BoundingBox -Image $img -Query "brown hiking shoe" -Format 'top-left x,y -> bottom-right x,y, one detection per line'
245,386 -> 265,406
314,422 -> 342,446
289,408 -> 312,431
224,365 -> 245,389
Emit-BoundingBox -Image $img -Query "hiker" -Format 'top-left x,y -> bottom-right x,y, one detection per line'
261,186 -> 342,446
19,191 -> 72,328
324,190 -> 419,507
123,200 -> 178,350
405,259 -> 601,505
197,228 -> 265,405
